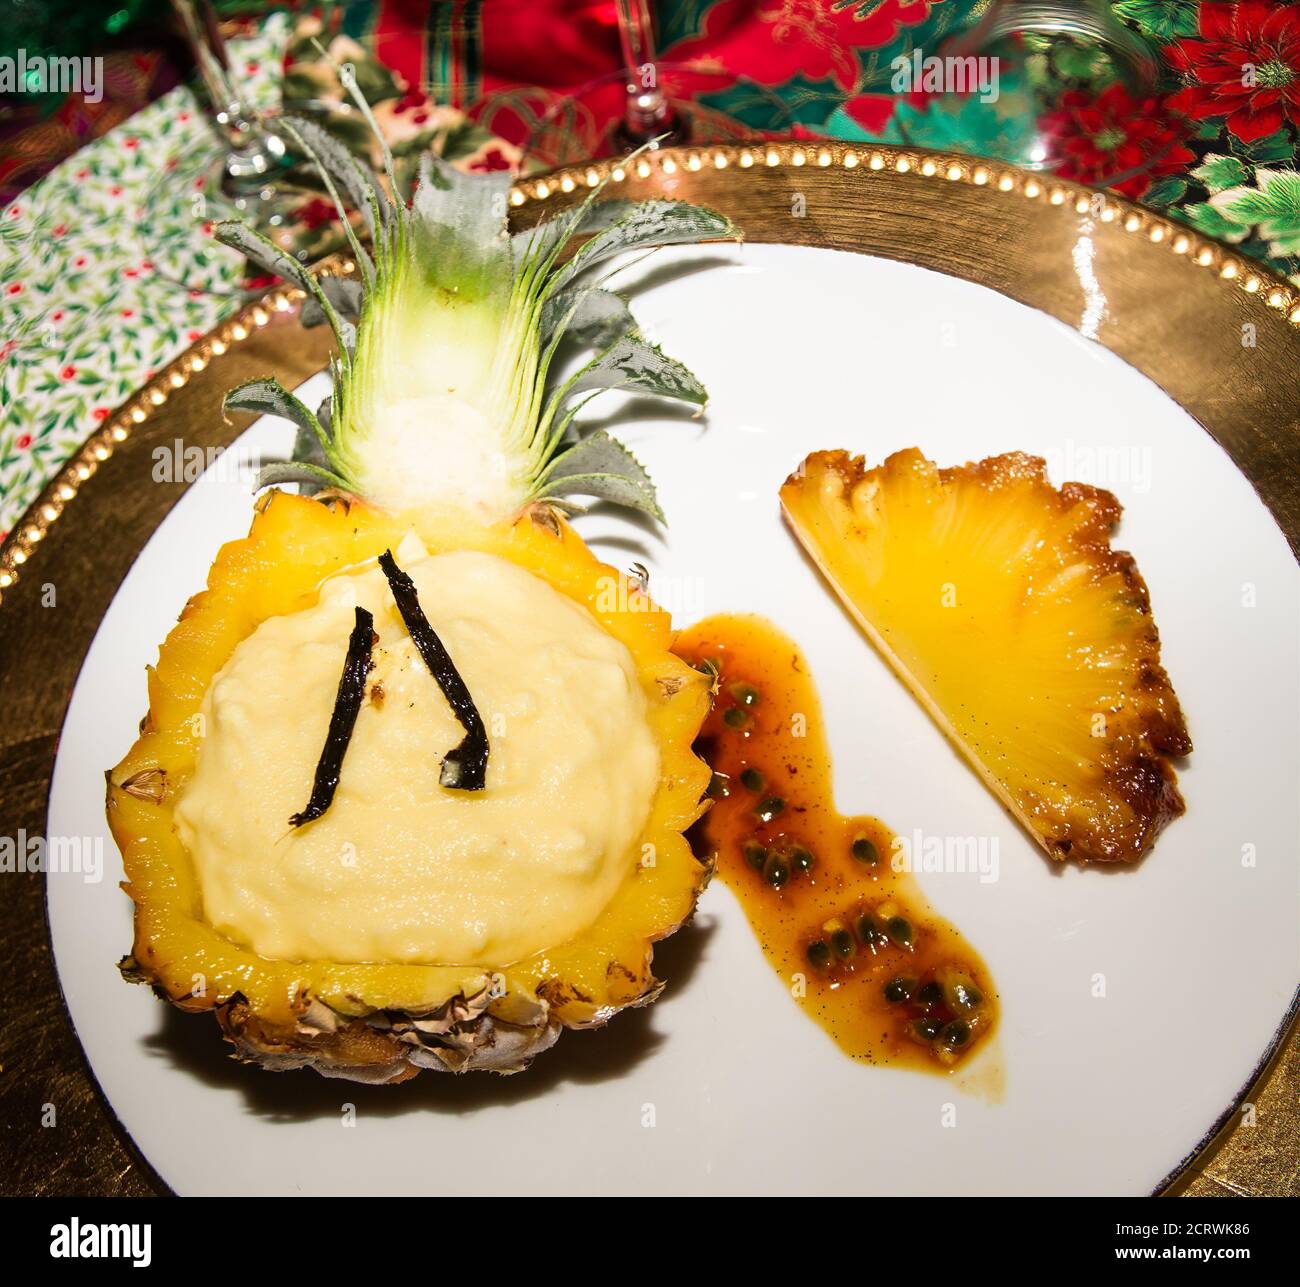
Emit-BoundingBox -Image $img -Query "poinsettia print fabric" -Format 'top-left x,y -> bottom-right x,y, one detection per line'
1167,1 -> 1300,143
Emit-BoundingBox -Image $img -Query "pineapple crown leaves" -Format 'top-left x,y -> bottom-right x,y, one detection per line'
536,429 -> 662,521
215,80 -> 739,523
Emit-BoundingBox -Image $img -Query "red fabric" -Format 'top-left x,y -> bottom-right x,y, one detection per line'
1041,83 -> 1197,200
662,0 -> 941,92
469,0 -> 947,144
1167,1 -> 1300,143
479,0 -> 624,96
374,0 -> 435,96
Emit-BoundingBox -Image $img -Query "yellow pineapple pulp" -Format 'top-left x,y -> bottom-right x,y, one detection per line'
780,448 -> 1191,863
108,490 -> 713,1079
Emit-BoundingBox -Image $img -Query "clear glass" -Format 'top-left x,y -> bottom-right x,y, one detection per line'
892,0 -> 1168,188
169,0 -> 293,198
516,1 -> 792,170
138,0 -> 305,297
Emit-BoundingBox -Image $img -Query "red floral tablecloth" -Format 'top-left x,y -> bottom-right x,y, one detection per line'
276,1 -> 1300,273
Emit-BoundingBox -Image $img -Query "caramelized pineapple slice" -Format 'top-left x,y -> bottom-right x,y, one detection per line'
781,449 -> 1191,863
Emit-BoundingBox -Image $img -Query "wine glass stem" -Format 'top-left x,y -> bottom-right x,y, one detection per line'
171,0 -> 286,188
617,0 -> 677,139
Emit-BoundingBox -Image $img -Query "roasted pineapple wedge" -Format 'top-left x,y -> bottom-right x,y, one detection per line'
110,492 -> 712,1080
781,449 -> 1191,863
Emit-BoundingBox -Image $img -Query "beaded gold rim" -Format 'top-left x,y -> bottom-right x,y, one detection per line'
2,139 -> 1298,608
514,140 -> 1300,318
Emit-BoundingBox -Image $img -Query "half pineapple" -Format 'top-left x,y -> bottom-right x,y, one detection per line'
781,449 -> 1191,863
109,105 -> 733,1079
111,495 -> 711,1078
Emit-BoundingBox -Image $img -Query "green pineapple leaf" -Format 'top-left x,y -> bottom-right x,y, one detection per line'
553,200 -> 738,291
225,377 -> 339,470
543,287 -> 634,350
255,460 -> 349,493
559,330 -> 708,407
299,276 -> 364,327
536,430 -> 663,521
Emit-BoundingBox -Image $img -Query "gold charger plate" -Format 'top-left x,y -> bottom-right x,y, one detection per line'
1,142 -> 1296,1196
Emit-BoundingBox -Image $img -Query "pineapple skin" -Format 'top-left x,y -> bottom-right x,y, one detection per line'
108,491 -> 713,1080
781,448 -> 1192,864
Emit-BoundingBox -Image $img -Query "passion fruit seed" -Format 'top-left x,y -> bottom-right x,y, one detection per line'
857,914 -> 883,947
790,845 -> 816,873
918,980 -> 943,1005
886,915 -> 914,948
940,1020 -> 971,1049
851,836 -> 879,865
950,982 -> 982,1012
723,707 -> 751,730
831,929 -> 855,959
742,839 -> 768,871
806,940 -> 831,970
739,766 -> 764,792
763,851 -> 791,889
706,772 -> 731,799
914,1017 -> 943,1042
883,976 -> 916,1004
730,682 -> 761,707
756,796 -> 786,822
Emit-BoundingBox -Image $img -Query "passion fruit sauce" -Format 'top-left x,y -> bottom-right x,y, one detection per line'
675,614 -> 997,1073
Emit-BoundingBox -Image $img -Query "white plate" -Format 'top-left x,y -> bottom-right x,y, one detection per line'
47,244 -> 1300,1196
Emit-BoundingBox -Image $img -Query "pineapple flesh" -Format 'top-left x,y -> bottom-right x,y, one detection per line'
781,449 -> 1191,863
